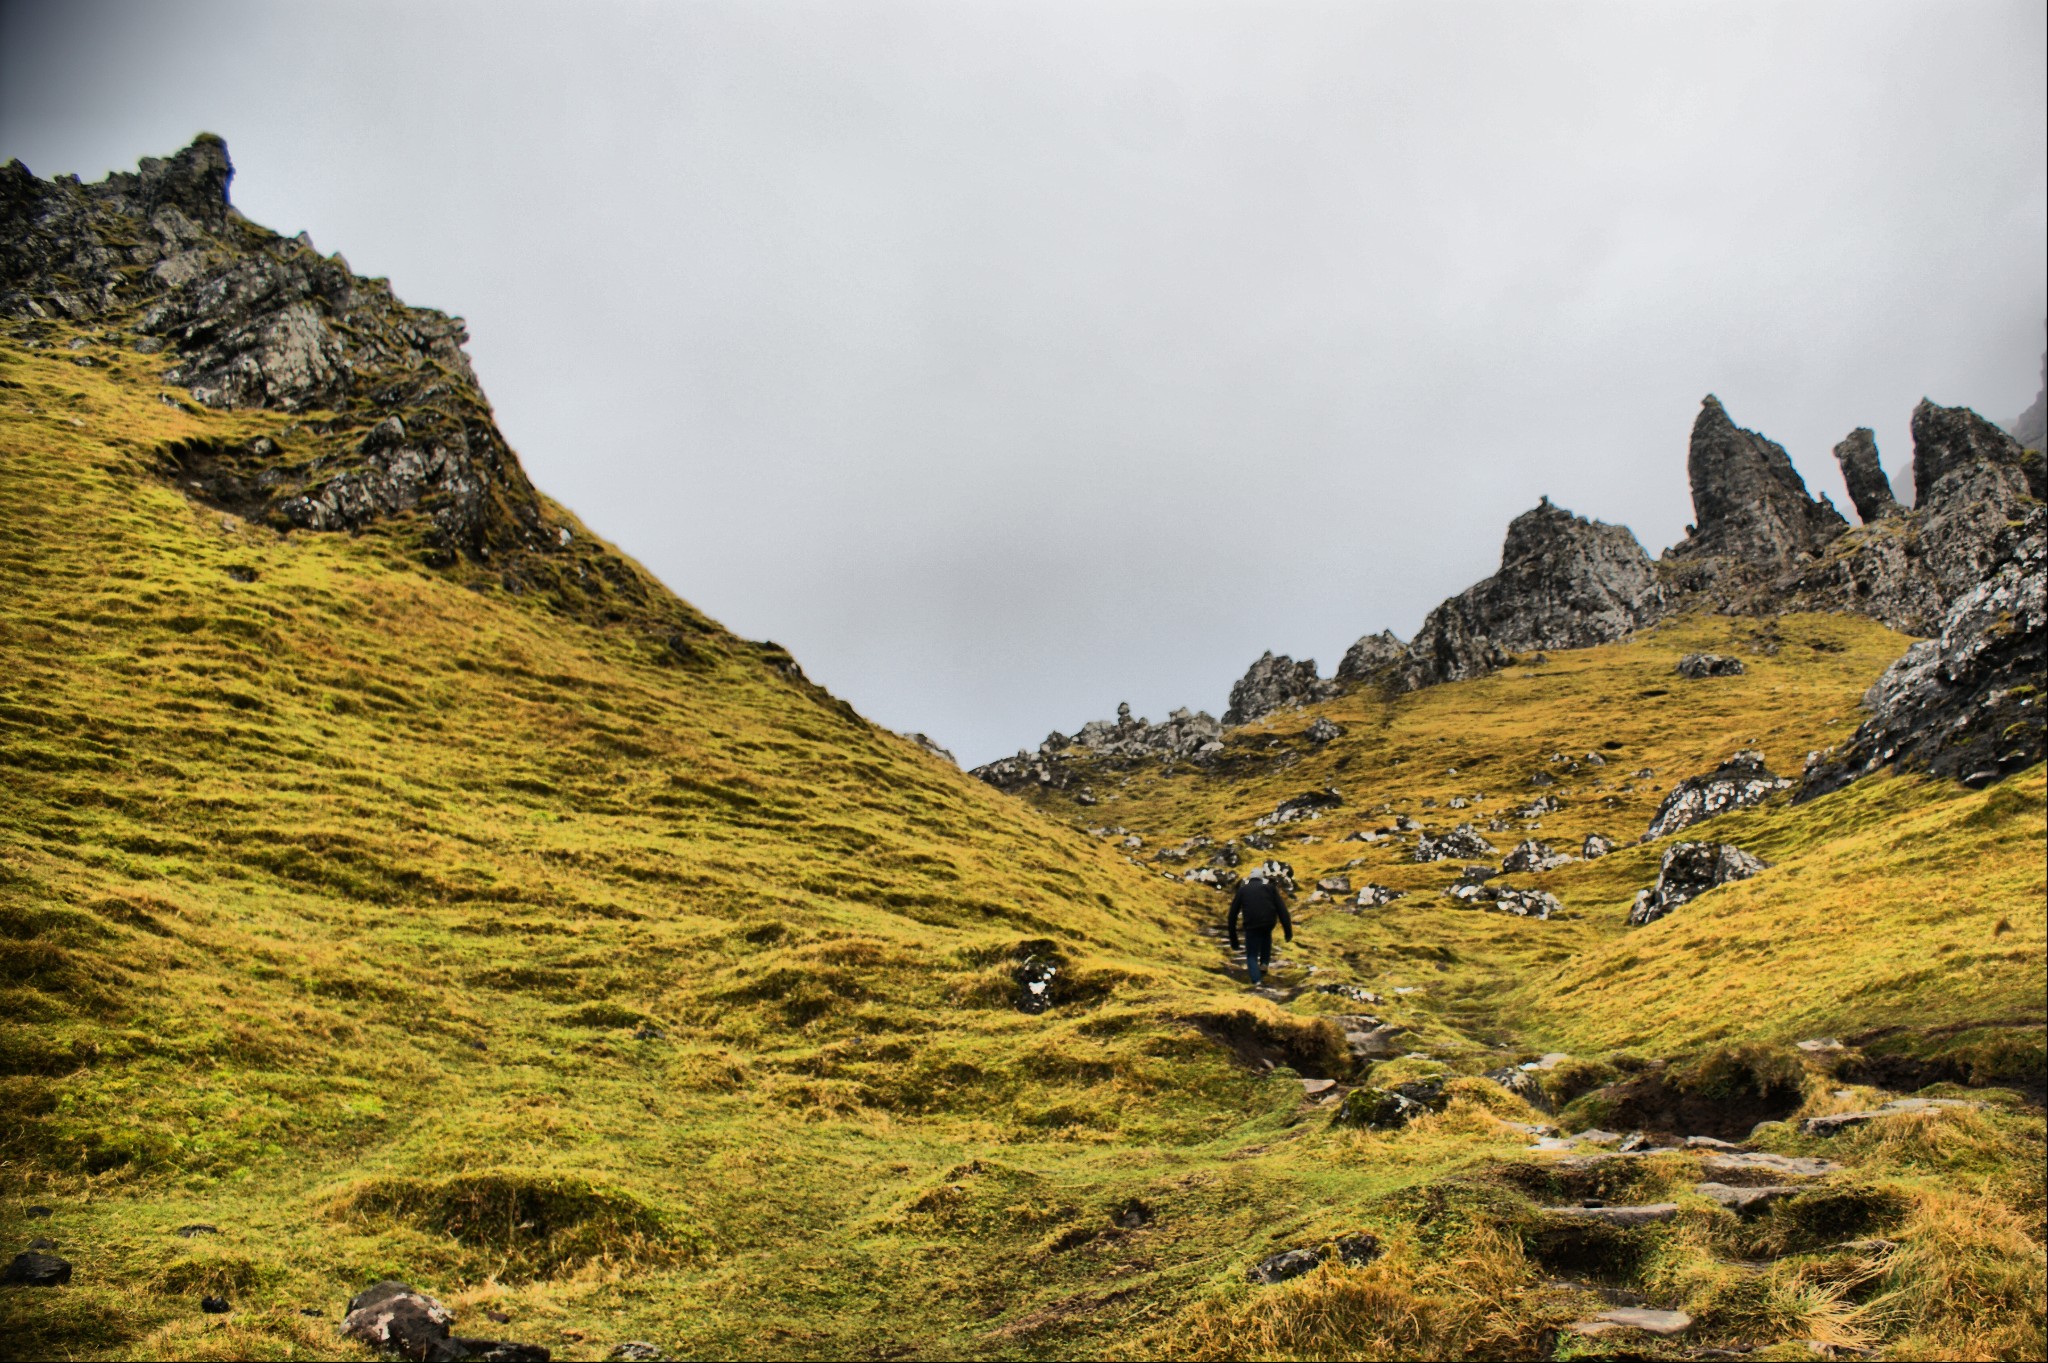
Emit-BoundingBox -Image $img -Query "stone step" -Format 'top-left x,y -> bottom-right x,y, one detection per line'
1694,1182 -> 1801,1215
1698,1150 -> 1837,1181
1568,1307 -> 1691,1337
1541,1203 -> 1679,1227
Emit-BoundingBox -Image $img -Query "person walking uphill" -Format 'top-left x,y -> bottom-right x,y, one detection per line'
1227,863 -> 1294,988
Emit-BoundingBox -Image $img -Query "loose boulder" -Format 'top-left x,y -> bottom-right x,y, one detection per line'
1501,839 -> 1573,873
1582,833 -> 1616,859
1628,842 -> 1767,926
1414,823 -> 1497,862
2,1251 -> 72,1286
1675,652 -> 1744,678
1332,1087 -> 1424,1129
1486,1065 -> 1555,1113
1247,1233 -> 1381,1284
341,1281 -> 457,1360
1351,885 -> 1403,909
1644,751 -> 1789,840
1495,887 -> 1562,919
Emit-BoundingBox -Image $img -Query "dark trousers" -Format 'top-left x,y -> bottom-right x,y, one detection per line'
1244,928 -> 1274,985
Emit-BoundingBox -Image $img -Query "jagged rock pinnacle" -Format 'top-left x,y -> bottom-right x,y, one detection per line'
1832,428 -> 1899,524
1672,395 -> 1846,567
1911,398 -> 2041,505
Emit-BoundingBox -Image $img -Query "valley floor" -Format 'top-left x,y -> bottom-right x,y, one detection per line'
2,331 -> 2044,1360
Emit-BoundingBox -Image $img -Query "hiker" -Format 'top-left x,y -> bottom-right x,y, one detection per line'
1227,861 -> 1293,988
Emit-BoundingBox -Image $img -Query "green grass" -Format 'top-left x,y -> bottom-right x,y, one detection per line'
2,325 -> 2042,1360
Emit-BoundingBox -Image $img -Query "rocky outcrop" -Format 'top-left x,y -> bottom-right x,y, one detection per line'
972,701 -> 1224,792
1628,843 -> 1768,926
2,139 -> 577,571
1667,396 -> 1848,569
1833,428 -> 1901,523
1644,752 -> 1791,840
1224,653 -> 1340,725
1912,399 -> 2040,504
1335,630 -> 1409,683
899,732 -> 957,765
1800,504 -> 2045,797
1398,498 -> 1661,690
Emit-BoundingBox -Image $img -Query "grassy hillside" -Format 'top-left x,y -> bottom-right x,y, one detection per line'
3,324 -> 2043,1362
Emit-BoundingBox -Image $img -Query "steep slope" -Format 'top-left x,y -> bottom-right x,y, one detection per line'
4,139 -> 2044,1363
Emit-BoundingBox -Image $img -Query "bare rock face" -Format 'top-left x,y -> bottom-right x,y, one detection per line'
1644,752 -> 1790,840
971,701 -> 1224,792
1800,504 -> 2046,798
1668,395 -> 1848,569
1833,428 -> 1901,523
1912,399 -> 2040,504
1335,630 -> 1409,683
1224,653 -> 1340,726
1398,498 -> 1661,690
0,138 -> 565,568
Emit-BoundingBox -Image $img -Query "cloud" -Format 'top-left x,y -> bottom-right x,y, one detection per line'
5,0 -> 2043,764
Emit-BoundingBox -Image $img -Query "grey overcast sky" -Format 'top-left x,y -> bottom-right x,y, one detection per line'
4,1 -> 2043,765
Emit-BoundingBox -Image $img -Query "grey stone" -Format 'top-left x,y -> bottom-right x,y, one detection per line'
1582,832 -> 1616,859
1494,887 -> 1563,919
1676,652 -> 1745,678
1398,498 -> 1661,691
1305,716 -> 1344,744
1246,1233 -> 1379,1285
1335,630 -> 1410,683
1573,1307 -> 1692,1337
1644,751 -> 1789,840
1485,1065 -> 1554,1113
1542,1203 -> 1679,1227
1628,842 -> 1768,926
1913,397 -> 2041,504
1834,427 -> 1901,523
1666,394 -> 1848,569
1350,885 -> 1402,909
342,1280 -> 456,1357
1800,1097 -> 1977,1136
605,1346 -> 673,1362
1501,839 -> 1573,873
1697,1151 -> 1838,1180
1225,653 -> 1341,725
1331,1087 -> 1422,1128
1800,503 -> 2045,798
1694,1182 -> 1801,1215
2009,322 -> 2045,450
898,732 -> 956,765
1413,823 -> 1497,863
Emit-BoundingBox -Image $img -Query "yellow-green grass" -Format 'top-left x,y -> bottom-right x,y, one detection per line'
2,324 -> 2042,1361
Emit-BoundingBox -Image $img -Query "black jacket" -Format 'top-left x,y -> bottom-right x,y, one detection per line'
1227,877 -> 1292,948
